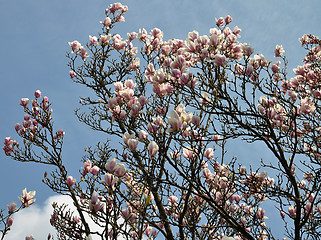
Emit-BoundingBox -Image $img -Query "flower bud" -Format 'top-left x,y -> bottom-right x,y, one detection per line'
90,166 -> 100,175
8,201 -> 17,213
148,141 -> 159,158
105,158 -> 117,172
114,163 -> 127,177
66,176 -> 76,187
35,90 -> 42,98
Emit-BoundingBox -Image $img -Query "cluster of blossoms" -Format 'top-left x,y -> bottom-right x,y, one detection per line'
105,157 -> 127,183
202,162 -> 273,237
257,96 -> 288,130
0,189 -> 36,238
3,137 -> 18,156
3,90 -> 66,155
68,40 -> 90,60
167,104 -> 201,136
119,172 -> 161,239
107,80 -> 147,121
4,2 -> 321,239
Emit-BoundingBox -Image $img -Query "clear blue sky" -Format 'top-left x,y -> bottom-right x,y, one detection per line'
1,0 -> 320,238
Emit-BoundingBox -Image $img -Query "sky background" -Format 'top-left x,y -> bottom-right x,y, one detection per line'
1,0 -> 321,239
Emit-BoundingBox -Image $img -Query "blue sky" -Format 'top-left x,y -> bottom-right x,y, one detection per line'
1,0 -> 321,238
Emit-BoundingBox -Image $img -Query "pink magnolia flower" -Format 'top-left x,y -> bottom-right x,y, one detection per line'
245,64 -> 254,76
104,173 -> 119,187
168,196 -> 178,205
183,147 -> 195,159
204,148 -> 214,159
148,141 -> 159,158
256,207 -> 266,220
224,15 -> 232,24
56,129 -> 65,137
102,17 -> 111,27
99,34 -> 111,45
119,88 -> 134,101
90,166 -> 100,175
271,61 -> 281,73
20,98 -> 30,107
130,102 -> 141,117
7,216 -> 14,227
68,40 -> 82,52
79,47 -> 90,60
167,110 -> 182,132
300,98 -> 315,114
212,134 -> 221,143
8,201 -> 17,213
288,205 -> 296,218
25,235 -> 35,240
108,2 -> 128,13
121,208 -> 131,219
213,54 -> 226,66
127,138 -> 138,151
91,191 -> 98,204
215,17 -> 224,27
34,90 -> 41,98
191,115 -> 200,126
83,160 -> 92,175
19,188 -> 36,207
274,44 -> 285,57
66,176 -> 76,187
242,44 -> 254,56
69,71 -> 76,78
138,130 -> 148,141
124,79 -> 136,89
114,163 -> 127,177
105,158 -> 118,172
14,123 -> 22,132
89,35 -> 98,45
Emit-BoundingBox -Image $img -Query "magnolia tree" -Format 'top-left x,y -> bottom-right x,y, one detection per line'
2,2 -> 321,240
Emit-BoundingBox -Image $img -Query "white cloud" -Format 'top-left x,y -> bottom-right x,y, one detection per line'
5,195 -> 71,239
5,195 -> 127,240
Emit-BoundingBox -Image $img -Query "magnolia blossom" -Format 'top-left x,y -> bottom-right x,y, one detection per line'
288,205 -> 296,218
275,44 -> 285,57
69,70 -> 76,78
128,138 -> 138,151
25,235 -> 35,240
8,201 -> 17,213
66,176 -> 76,187
114,163 -> 127,177
19,188 -> 36,207
300,98 -> 315,114
90,166 -> 100,175
167,110 -> 182,132
204,148 -> 214,159
68,40 -> 82,52
138,130 -> 148,141
20,98 -> 30,107
7,216 -> 14,227
83,160 -> 92,175
168,195 -> 178,204
105,158 -> 118,172
34,90 -> 41,98
148,141 -> 159,158
256,207 -> 266,220
104,173 -> 119,187
213,54 -> 226,66
183,147 -> 195,159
